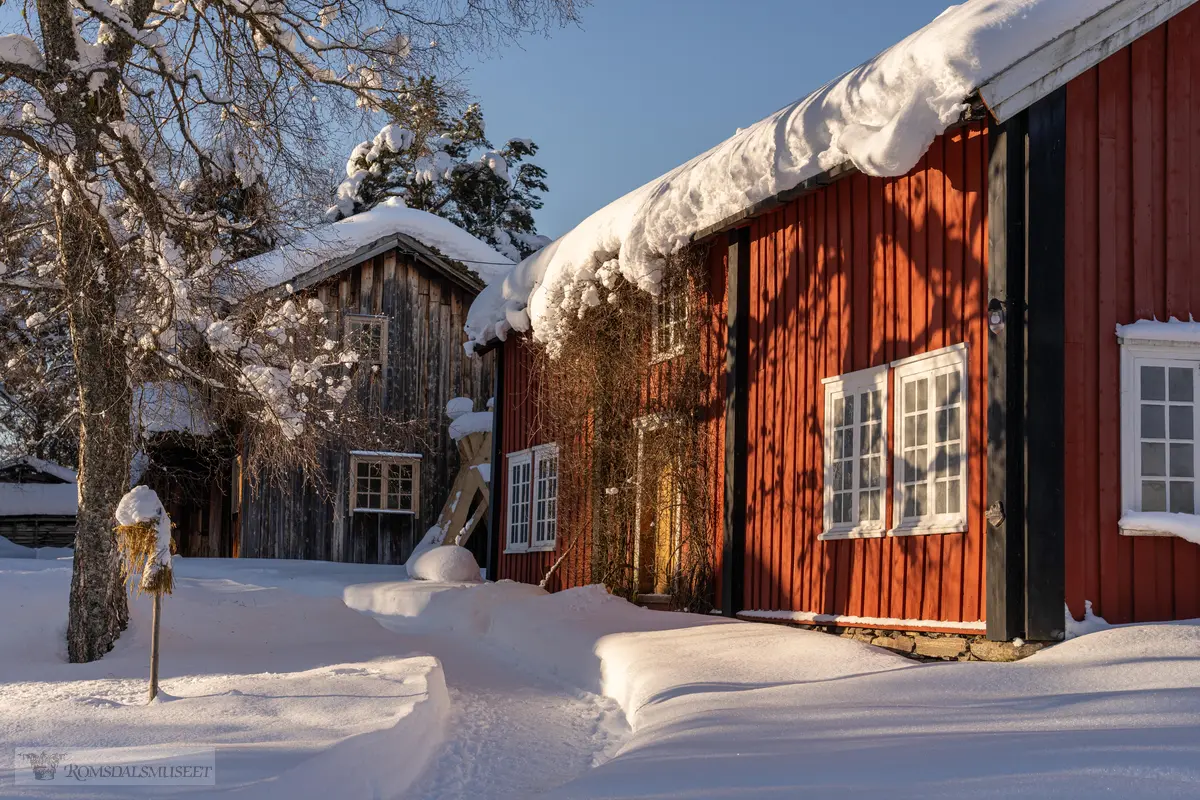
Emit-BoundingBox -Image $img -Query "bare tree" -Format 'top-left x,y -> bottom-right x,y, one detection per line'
0,0 -> 582,662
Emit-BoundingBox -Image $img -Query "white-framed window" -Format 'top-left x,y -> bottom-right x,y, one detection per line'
890,343 -> 968,535
349,451 -> 421,514
651,269 -> 687,362
533,445 -> 559,548
1119,326 -> 1200,536
507,444 -> 558,552
344,313 -> 389,370
821,365 -> 888,539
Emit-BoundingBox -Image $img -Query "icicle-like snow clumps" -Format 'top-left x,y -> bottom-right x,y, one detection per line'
465,0 -> 1114,354
115,486 -> 173,592
1117,317 -> 1200,343
1066,600 -> 1112,639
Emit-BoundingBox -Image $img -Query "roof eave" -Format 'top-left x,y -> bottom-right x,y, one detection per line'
269,232 -> 488,298
978,0 -> 1197,122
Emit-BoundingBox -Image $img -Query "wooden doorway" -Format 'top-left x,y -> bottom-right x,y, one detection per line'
634,417 -> 682,604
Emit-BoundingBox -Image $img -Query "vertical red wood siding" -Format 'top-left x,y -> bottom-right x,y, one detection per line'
496,245 -> 728,599
1063,4 -> 1200,624
742,125 -> 990,623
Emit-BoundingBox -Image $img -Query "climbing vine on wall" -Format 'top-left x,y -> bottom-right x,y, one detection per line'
534,244 -> 718,611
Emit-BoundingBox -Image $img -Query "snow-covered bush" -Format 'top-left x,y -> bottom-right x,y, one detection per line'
0,0 -> 580,663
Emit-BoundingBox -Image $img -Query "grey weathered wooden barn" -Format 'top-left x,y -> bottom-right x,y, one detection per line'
153,207 -> 507,565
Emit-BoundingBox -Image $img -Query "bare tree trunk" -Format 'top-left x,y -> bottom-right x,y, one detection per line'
64,230 -> 131,663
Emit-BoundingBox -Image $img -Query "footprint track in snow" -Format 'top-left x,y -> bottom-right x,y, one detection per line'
367,621 -> 627,800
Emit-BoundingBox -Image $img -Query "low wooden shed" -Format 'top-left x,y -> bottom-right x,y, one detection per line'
0,456 -> 78,548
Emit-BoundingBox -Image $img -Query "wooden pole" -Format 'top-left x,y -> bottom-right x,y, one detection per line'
148,593 -> 161,702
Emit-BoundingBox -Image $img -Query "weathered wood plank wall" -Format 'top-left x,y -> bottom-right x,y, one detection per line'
239,247 -> 495,564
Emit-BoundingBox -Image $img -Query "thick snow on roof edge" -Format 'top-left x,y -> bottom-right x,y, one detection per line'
1,455 -> 76,484
243,199 -> 514,291
465,0 -> 1119,352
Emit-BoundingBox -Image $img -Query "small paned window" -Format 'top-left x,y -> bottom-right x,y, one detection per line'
507,445 -> 558,552
349,452 -> 420,514
1118,326 -> 1200,538
891,344 -> 968,535
533,446 -> 559,548
651,270 -> 687,362
344,314 -> 388,370
821,365 -> 888,539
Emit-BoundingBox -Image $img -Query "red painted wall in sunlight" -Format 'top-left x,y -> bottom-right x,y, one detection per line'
741,125 -> 989,624
1062,6 -> 1200,624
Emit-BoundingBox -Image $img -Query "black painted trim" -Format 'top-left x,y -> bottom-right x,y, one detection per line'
1024,87 -> 1067,641
722,228 -> 750,616
985,113 -> 1028,642
485,344 -> 505,581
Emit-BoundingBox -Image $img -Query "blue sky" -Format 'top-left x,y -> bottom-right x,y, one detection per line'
465,0 -> 952,239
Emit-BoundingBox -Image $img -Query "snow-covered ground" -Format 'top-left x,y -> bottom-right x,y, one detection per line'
0,556 -> 449,798
3,550 -> 1200,798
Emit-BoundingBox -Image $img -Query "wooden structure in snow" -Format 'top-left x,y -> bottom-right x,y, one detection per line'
0,456 -> 78,548
429,404 -> 493,549
472,0 -> 1200,641
153,208 -> 506,566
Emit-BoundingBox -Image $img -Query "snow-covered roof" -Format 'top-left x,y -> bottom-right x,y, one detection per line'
465,0 -> 1191,352
134,382 -> 214,437
0,456 -> 78,517
241,199 -> 514,292
0,455 -> 77,484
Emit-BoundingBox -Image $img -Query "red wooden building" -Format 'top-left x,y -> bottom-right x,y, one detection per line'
472,0 -> 1200,642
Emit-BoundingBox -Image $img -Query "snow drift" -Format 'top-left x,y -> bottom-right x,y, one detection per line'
465,0 -> 1117,353
347,578 -> 1200,798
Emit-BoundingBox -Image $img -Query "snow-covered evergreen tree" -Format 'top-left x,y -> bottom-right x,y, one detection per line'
0,0 -> 581,663
328,78 -> 551,261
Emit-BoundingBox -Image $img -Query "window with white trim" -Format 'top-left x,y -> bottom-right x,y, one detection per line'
651,269 -> 687,362
821,365 -> 888,539
344,313 -> 388,370
533,445 -> 559,548
891,344 -> 968,534
506,444 -> 558,552
1119,328 -> 1200,534
349,451 -> 420,514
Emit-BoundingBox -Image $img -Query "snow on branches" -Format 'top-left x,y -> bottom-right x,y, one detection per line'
0,0 -> 581,662
327,79 -> 551,261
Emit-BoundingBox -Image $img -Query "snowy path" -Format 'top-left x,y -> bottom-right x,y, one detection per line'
367,619 -> 626,800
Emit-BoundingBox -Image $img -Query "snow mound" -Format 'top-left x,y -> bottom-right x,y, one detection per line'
465,0 -> 1115,353
242,199 -> 513,290
446,396 -> 475,420
449,410 -> 493,441
407,545 -> 482,583
115,484 -> 167,526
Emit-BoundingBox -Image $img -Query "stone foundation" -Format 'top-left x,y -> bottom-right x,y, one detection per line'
739,616 -> 1046,662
